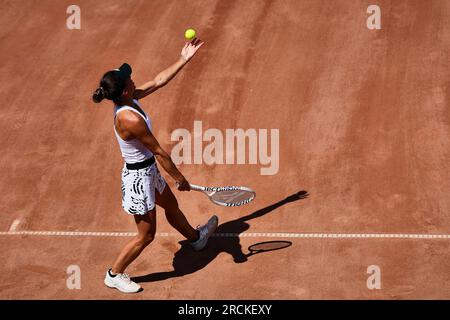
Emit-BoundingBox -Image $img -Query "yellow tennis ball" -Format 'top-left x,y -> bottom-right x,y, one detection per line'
185,28 -> 196,40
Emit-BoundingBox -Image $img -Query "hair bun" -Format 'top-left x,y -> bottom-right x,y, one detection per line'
92,86 -> 105,103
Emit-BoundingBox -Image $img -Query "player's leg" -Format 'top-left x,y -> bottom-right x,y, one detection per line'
111,210 -> 156,274
104,210 -> 156,293
156,184 -> 218,251
155,185 -> 199,242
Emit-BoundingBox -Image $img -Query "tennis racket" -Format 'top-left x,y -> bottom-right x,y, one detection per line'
187,183 -> 256,207
246,241 -> 292,257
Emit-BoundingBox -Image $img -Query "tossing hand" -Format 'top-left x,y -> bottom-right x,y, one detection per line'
181,38 -> 204,62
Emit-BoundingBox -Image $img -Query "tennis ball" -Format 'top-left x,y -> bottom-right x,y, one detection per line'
184,28 -> 196,40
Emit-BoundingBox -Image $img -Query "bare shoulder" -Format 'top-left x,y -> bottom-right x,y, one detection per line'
116,110 -> 149,140
117,109 -> 144,128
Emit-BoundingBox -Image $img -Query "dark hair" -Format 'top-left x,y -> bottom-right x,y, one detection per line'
92,71 -> 126,104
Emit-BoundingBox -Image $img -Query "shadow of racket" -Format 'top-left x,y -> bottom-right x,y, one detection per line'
245,240 -> 293,258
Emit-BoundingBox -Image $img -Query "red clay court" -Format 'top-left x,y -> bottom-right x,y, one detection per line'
0,0 -> 449,299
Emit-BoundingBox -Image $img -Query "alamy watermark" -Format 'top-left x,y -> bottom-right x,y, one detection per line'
66,5 -> 81,30
367,5 -> 381,30
366,265 -> 381,290
171,121 -> 279,175
66,265 -> 81,290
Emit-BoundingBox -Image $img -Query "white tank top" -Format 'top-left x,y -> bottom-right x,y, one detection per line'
114,99 -> 154,164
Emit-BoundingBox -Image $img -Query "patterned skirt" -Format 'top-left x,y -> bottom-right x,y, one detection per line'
120,163 -> 166,215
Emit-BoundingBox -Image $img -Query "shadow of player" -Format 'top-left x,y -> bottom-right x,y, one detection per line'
132,190 -> 309,283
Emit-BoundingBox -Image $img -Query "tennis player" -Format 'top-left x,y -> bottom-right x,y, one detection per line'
92,39 -> 218,293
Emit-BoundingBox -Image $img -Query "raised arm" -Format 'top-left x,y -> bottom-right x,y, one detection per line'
118,111 -> 191,191
133,39 -> 204,100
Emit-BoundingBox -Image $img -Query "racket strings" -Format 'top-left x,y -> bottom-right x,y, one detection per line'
211,190 -> 254,204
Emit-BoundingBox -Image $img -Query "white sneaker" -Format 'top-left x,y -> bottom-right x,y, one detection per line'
104,269 -> 141,293
191,215 -> 219,251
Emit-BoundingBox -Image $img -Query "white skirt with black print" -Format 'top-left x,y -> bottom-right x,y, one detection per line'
120,163 -> 166,215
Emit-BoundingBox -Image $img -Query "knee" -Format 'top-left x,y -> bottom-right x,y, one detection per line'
137,233 -> 154,247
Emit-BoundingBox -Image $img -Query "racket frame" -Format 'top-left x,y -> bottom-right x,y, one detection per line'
190,184 -> 256,207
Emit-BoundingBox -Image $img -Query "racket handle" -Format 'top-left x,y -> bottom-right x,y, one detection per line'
189,184 -> 204,191
175,182 -> 203,191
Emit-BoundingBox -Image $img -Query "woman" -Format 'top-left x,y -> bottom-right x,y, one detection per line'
92,39 -> 218,293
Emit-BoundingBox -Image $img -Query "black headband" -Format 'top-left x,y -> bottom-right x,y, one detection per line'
113,63 -> 132,81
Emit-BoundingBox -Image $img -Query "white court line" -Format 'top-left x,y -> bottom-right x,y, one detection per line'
8,219 -> 20,232
0,230 -> 449,239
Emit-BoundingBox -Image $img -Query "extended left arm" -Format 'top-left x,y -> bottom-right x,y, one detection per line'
134,39 -> 204,100
133,58 -> 186,99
